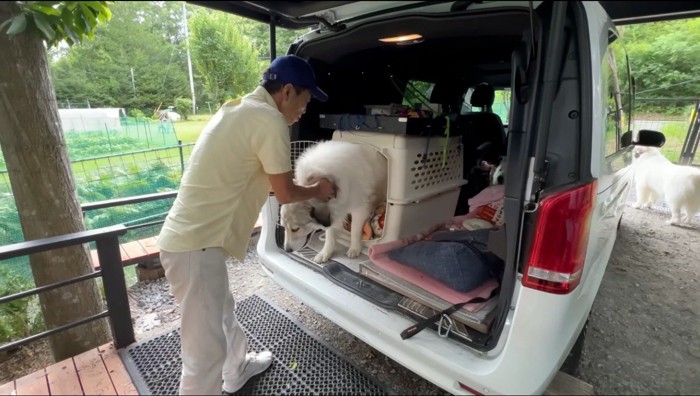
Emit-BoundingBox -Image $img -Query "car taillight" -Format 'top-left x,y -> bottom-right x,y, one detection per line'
458,382 -> 484,395
522,181 -> 597,294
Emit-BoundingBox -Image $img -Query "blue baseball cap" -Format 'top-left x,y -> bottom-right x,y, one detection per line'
262,55 -> 329,102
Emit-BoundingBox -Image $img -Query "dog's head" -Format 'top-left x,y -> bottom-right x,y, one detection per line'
490,158 -> 506,185
633,145 -> 660,160
279,201 -> 330,252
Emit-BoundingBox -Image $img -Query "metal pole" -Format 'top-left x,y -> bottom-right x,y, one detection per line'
183,2 -> 196,115
96,235 -> 135,348
130,67 -> 136,97
178,140 -> 185,173
270,21 -> 276,61
679,101 -> 700,165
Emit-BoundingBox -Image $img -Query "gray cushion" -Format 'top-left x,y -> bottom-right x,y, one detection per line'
387,229 -> 501,293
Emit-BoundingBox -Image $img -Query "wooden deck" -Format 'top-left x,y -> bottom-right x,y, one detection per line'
90,237 -> 160,270
0,343 -> 137,396
90,212 -> 264,270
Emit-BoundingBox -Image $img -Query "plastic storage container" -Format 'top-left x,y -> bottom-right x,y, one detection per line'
330,130 -> 465,204
332,130 -> 465,247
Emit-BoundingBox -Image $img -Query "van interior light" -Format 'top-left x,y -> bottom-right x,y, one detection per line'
379,34 -> 424,45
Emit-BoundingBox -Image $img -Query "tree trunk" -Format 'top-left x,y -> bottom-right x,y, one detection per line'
0,2 -> 111,361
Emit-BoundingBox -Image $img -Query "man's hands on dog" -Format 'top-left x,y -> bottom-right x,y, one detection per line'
316,178 -> 337,201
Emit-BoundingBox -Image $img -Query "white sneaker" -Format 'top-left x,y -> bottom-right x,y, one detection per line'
222,351 -> 273,394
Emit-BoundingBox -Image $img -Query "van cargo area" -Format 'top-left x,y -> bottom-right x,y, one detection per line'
269,5 -> 549,351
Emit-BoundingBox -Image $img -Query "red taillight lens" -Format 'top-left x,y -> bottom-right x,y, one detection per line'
523,181 -> 597,294
458,382 -> 484,395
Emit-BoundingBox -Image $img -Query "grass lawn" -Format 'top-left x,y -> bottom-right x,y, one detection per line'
657,121 -> 690,163
172,114 -> 212,143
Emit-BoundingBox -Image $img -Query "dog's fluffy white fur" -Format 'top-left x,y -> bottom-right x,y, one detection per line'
280,140 -> 387,262
632,146 -> 700,225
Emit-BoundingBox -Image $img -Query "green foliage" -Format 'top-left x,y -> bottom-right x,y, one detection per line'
175,97 -> 192,120
64,131 -> 150,160
0,266 -> 45,344
42,2 -> 312,113
129,109 -> 147,119
79,161 -> 179,233
622,19 -> 700,107
49,2 -> 190,110
1,1 -> 113,48
188,10 -> 262,106
235,17 -> 307,59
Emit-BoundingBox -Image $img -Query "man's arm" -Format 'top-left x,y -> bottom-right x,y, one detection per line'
268,171 -> 335,204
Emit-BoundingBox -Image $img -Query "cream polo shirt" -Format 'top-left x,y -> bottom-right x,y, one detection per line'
157,86 -> 291,261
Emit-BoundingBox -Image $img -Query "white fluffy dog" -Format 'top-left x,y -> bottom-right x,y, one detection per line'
280,140 -> 387,263
631,146 -> 700,225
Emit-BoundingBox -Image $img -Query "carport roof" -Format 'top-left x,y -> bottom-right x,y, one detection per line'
187,1 -> 700,29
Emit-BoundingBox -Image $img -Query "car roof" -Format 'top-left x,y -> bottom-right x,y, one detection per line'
188,1 -> 700,29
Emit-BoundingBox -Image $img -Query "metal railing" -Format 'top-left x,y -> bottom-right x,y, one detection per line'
0,190 -> 179,353
0,225 -> 132,352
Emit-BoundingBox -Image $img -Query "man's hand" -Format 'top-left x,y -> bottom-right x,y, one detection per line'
314,178 -> 337,201
268,172 -> 337,204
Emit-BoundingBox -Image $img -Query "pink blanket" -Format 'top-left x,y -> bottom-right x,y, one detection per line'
367,219 -> 500,313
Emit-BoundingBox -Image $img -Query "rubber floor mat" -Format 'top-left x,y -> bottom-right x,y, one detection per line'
119,293 -> 390,395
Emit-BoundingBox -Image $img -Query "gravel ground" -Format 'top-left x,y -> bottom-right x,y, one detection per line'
577,206 -> 700,395
2,203 -> 699,394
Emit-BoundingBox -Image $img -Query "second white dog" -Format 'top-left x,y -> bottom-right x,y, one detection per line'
280,140 -> 387,263
632,146 -> 700,225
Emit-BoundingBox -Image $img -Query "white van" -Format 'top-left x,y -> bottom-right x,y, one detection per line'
195,1 -> 697,394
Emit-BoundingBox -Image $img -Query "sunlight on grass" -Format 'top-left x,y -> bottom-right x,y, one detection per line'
659,121 -> 688,163
172,114 -> 213,143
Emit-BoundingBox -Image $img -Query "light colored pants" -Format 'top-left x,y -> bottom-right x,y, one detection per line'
160,248 -> 248,395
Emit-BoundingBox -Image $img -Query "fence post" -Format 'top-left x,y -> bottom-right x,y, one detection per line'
104,124 -> 112,154
679,101 -> 700,165
96,235 -> 135,348
145,120 -> 151,148
178,140 -> 185,172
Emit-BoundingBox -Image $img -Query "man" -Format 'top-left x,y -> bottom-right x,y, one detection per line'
157,55 -> 335,395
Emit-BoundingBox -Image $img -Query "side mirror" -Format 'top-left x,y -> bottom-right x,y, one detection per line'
636,129 -> 665,148
621,129 -> 665,148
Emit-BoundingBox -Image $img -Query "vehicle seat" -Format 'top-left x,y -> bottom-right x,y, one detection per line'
454,83 -> 508,215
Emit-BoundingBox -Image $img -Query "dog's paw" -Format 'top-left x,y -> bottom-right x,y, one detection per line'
666,219 -> 681,226
313,251 -> 332,263
346,246 -> 362,259
630,202 -> 642,209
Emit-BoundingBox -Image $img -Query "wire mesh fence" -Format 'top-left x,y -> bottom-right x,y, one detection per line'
0,142 -> 193,286
633,99 -> 699,165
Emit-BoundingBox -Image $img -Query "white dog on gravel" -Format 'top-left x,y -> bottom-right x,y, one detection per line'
631,146 -> 700,225
280,140 -> 387,263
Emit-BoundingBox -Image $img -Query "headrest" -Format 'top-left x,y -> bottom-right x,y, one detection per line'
430,82 -> 467,113
470,82 -> 495,108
